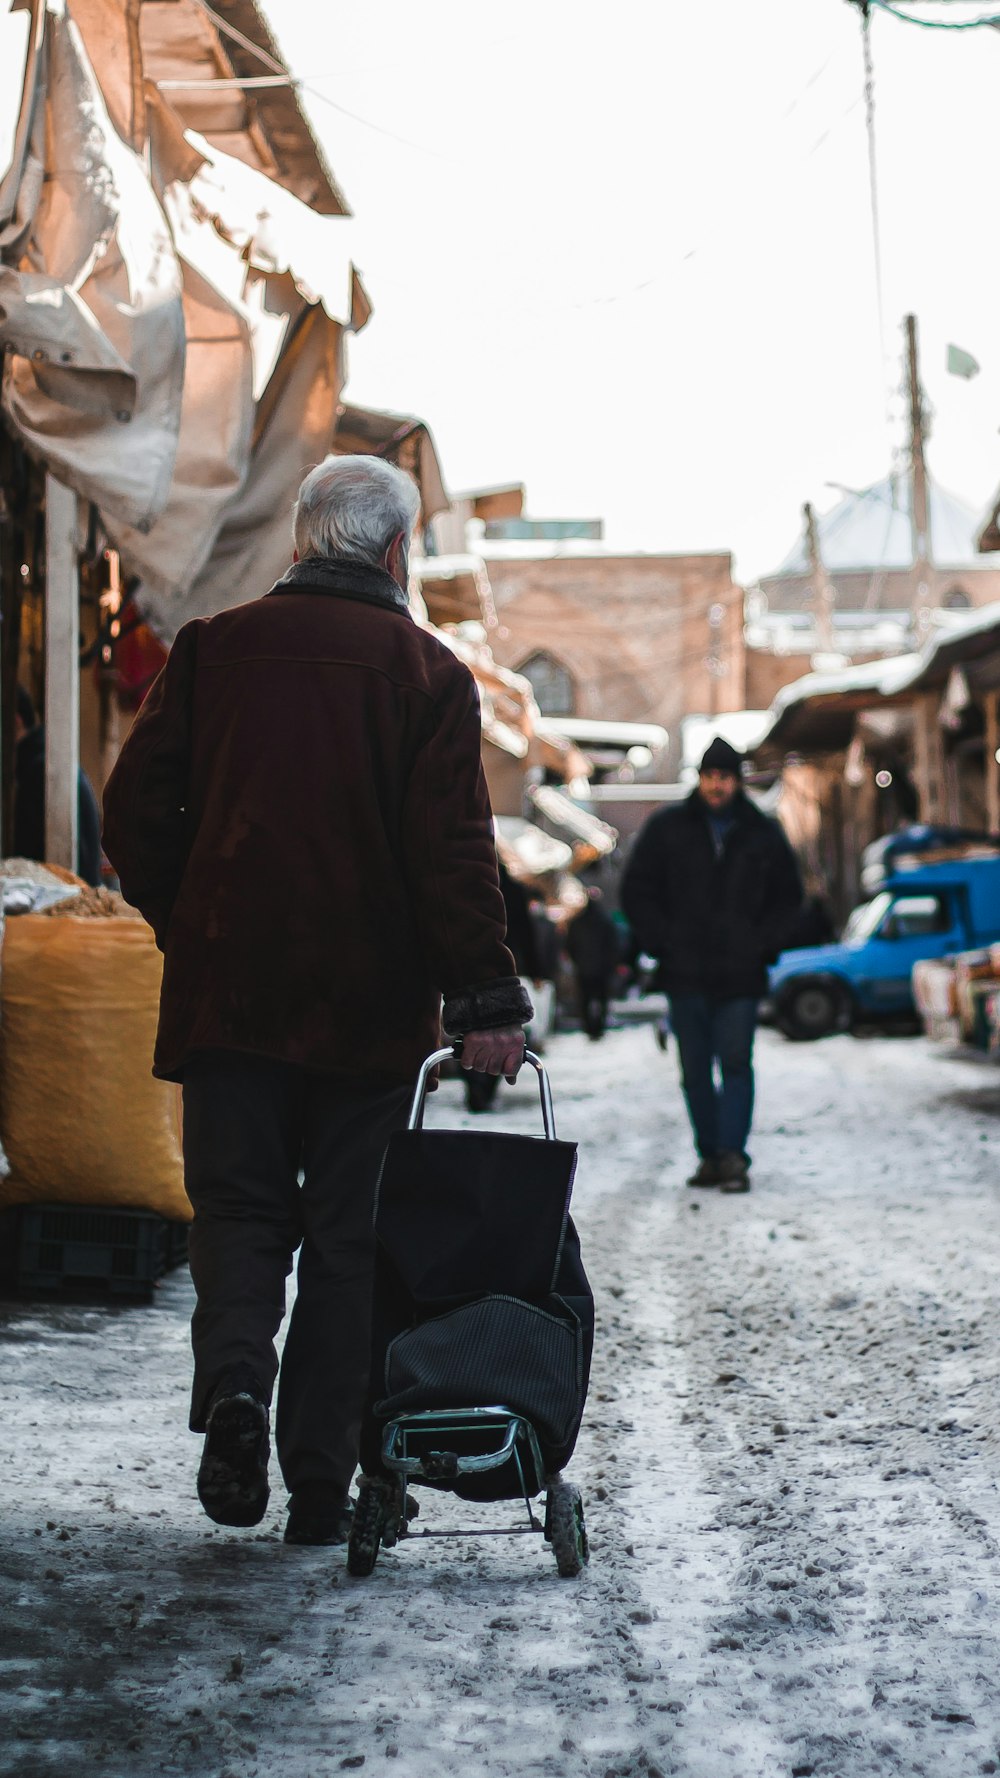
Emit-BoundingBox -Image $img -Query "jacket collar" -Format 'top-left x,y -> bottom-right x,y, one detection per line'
267,557 -> 412,618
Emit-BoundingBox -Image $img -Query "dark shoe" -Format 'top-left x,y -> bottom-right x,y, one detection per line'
197,1384 -> 270,1527
284,1484 -> 354,1547
687,1157 -> 721,1187
717,1151 -> 751,1193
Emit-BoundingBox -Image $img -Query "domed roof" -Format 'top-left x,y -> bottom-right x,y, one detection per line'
772,476 -> 999,576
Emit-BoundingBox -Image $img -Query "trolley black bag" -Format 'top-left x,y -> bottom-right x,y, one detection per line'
361,1049 -> 594,1501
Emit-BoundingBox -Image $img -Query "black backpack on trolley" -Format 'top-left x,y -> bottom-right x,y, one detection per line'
353,1048 -> 593,1576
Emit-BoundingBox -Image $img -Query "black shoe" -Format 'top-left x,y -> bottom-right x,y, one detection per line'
284,1484 -> 354,1547
197,1384 -> 270,1527
717,1151 -> 751,1193
687,1157 -> 721,1187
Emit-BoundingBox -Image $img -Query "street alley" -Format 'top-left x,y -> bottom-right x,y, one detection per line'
4,1024 -> 1000,1778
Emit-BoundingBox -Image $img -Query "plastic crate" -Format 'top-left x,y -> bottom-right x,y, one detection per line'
0,1204 -> 188,1298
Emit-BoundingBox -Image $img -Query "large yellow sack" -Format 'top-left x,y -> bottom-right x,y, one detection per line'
0,916 -> 190,1219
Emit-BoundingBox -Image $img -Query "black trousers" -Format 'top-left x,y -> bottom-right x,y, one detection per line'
182,1053 -> 410,1497
576,971 -> 610,1040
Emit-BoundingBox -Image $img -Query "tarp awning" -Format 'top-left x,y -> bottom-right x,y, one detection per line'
138,0 -> 348,216
0,3 -> 374,643
1,4 -> 186,531
180,127 -> 370,330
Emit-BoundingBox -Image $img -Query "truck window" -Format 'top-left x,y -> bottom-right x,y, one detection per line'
844,892 -> 892,941
882,894 -> 949,939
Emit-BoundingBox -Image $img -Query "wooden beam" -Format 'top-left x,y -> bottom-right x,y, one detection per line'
911,693 -> 933,822
44,473 -> 79,871
986,692 -> 1000,835
911,691 -> 948,824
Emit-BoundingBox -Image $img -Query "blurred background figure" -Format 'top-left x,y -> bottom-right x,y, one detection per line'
787,874 -> 837,949
13,684 -> 102,887
465,857 -> 544,1111
566,885 -> 622,1041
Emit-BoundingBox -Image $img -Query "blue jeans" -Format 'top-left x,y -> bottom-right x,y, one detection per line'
668,994 -> 758,1163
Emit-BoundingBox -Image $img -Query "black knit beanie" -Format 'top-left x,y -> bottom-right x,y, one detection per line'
699,736 -> 744,775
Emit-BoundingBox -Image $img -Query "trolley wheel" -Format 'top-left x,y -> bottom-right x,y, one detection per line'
347,1478 -> 392,1577
380,1482 -> 420,1549
544,1480 -> 589,1578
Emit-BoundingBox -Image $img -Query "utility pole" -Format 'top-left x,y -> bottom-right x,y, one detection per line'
804,501 -> 837,659
905,313 -> 934,629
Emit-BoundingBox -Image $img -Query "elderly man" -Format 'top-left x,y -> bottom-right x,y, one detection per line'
102,456 -> 531,1544
621,736 -> 801,1193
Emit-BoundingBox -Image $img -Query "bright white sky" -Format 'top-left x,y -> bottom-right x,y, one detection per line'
269,0 -> 1000,582
4,2 -> 997,582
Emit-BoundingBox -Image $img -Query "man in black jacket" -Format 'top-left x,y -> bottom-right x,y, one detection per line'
102,455 -> 532,1546
621,738 -> 802,1191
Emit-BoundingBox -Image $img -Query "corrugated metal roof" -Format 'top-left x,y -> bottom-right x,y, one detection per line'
772,476 -> 1000,575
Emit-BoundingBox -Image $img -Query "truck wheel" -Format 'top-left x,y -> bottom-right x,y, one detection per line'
777,979 -> 849,1041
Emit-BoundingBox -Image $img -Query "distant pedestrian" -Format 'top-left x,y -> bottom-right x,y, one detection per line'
102,455 -> 532,1545
621,738 -> 802,1191
464,857 -> 541,1111
13,685 -> 103,887
566,886 -> 621,1040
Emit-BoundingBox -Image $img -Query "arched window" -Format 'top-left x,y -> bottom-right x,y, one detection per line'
517,651 -> 576,717
944,586 -> 971,610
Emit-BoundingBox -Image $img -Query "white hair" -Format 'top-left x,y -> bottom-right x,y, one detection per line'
293,454 -> 421,566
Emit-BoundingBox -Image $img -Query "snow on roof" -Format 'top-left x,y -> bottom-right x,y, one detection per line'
769,654 -> 922,719
769,476 -> 1000,577
893,598 -> 1000,693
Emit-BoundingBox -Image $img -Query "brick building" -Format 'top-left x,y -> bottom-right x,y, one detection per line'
436,495 -> 745,776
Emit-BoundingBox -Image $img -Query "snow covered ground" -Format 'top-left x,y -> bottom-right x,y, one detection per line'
4,1024 -> 1000,1778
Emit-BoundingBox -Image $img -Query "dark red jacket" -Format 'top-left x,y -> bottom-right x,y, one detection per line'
102,559 -> 530,1083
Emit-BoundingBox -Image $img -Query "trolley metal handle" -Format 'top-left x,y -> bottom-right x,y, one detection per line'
382,1411 -> 530,1477
407,1046 -> 556,1140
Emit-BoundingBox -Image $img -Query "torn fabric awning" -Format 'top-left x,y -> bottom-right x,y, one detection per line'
1,4 -> 185,532
180,126 -> 371,331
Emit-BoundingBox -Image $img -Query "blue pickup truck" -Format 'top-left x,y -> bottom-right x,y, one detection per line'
769,846 -> 1000,1040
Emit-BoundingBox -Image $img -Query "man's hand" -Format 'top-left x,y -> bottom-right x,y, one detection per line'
460,1025 -> 525,1083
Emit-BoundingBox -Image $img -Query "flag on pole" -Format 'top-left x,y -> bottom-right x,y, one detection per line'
947,343 -> 981,379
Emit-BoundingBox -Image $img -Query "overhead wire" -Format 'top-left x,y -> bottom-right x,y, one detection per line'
864,0 -> 1000,26
188,0 -> 449,158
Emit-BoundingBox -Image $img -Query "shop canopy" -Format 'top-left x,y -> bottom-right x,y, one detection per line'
0,0 -> 371,643
755,601 -> 1000,761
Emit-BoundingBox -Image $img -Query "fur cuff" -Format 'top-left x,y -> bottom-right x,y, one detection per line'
443,976 -> 534,1035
